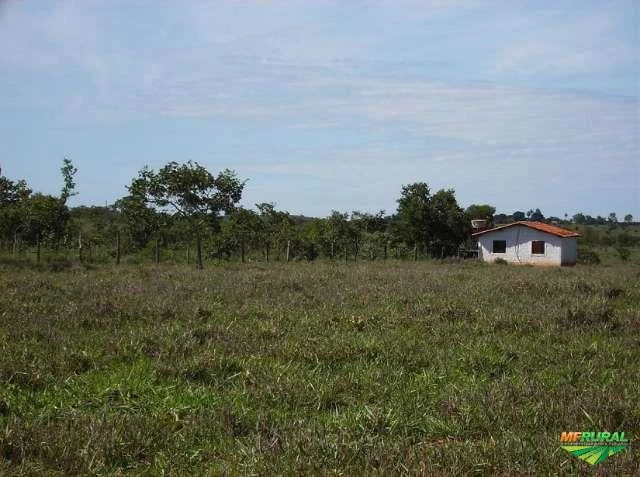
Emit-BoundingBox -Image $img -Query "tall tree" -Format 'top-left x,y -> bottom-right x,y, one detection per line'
428,189 -> 469,256
0,168 -> 32,248
114,195 -> 159,249
127,161 -> 245,268
512,211 -> 526,221
465,204 -> 496,224
54,158 -> 78,246
395,183 -> 468,256
324,210 -> 350,256
530,208 -> 544,221
396,182 -> 432,250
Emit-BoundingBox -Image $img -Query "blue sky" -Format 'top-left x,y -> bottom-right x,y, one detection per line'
0,0 -> 638,218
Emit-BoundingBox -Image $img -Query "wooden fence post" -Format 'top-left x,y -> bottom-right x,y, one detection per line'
36,233 -> 41,264
286,240 -> 290,262
240,239 -> 245,263
196,234 -> 203,270
266,242 -> 270,262
413,244 -> 418,261
78,232 -> 83,262
154,238 -> 160,264
116,231 -> 121,265
344,245 -> 348,263
186,245 -> 190,265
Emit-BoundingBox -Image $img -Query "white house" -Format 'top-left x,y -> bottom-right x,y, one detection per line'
472,221 -> 580,266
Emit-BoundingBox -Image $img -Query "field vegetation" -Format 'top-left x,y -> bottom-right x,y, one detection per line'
1,259 -> 638,474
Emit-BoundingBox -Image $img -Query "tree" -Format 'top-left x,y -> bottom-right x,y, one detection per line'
324,211 -> 350,256
572,213 -> 586,225
512,211 -> 526,221
493,213 -> 510,224
0,161 -> 73,248
22,193 -> 60,244
53,158 -> 78,246
466,204 -> 495,220
127,161 -> 245,268
428,189 -> 469,256
530,208 -> 544,221
60,158 -> 78,204
624,214 -> 633,224
0,168 -> 31,206
396,182 -> 432,251
395,182 -> 468,256
114,195 -> 159,249
0,168 -> 32,248
224,207 -> 262,262
608,212 -> 618,223
254,203 -> 296,261
350,210 -> 389,260
466,204 -> 496,227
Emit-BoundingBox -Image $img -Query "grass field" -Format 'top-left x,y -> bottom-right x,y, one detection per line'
1,260 -> 638,475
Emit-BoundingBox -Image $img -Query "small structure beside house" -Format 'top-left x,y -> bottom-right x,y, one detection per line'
472,221 -> 580,266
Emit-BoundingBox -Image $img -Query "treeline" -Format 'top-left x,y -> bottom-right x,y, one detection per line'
0,160 -> 636,266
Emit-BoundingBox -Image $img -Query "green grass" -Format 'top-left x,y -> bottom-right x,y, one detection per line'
1,260 -> 639,475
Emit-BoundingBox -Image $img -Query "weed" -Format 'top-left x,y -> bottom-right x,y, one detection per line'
0,261 -> 638,474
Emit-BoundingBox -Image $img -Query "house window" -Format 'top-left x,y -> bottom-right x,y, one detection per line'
492,240 -> 506,253
531,240 -> 545,254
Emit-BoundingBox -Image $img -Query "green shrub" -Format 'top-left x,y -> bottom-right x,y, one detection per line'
615,246 -> 631,262
578,247 -> 601,264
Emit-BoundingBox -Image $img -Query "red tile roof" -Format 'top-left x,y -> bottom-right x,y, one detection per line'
471,221 -> 580,238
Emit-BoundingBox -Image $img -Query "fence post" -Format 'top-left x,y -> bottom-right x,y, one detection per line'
36,233 -> 41,264
331,241 -> 335,259
186,245 -> 190,265
78,232 -> 83,262
344,245 -> 348,263
196,234 -> 203,270
241,239 -> 245,263
266,242 -> 270,262
116,231 -> 121,265
286,240 -> 290,262
413,244 -> 418,261
384,242 -> 388,260
154,238 -> 160,264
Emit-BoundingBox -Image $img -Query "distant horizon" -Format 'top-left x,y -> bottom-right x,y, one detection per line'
1,1 -> 638,218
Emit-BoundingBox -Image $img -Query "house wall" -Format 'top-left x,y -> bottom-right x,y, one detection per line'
560,237 -> 578,265
477,226 -> 565,265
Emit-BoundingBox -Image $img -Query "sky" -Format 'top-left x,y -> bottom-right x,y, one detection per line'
0,0 -> 638,218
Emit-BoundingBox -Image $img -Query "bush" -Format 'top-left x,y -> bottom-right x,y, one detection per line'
301,241 -> 319,261
578,247 -> 601,265
615,246 -> 631,262
617,232 -> 639,247
494,257 -> 508,265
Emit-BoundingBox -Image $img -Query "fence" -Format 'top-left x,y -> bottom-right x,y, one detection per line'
1,233 -> 449,268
